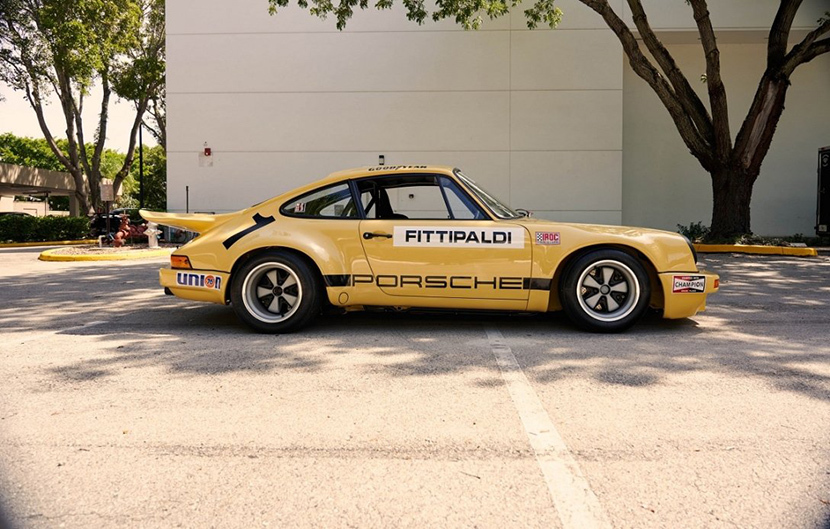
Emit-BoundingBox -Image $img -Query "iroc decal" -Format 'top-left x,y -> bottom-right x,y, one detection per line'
176,272 -> 222,290
535,231 -> 560,245
672,275 -> 705,293
392,226 -> 525,248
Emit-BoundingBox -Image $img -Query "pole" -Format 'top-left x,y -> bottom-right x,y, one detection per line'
138,124 -> 144,209
186,185 -> 189,213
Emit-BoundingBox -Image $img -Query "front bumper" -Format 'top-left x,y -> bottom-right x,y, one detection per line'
659,271 -> 720,319
159,267 -> 230,305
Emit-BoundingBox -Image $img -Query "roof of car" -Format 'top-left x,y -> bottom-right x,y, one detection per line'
321,165 -> 455,184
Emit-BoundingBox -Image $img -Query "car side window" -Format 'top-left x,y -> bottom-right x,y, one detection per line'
355,175 -> 486,220
439,177 -> 486,220
281,183 -> 358,218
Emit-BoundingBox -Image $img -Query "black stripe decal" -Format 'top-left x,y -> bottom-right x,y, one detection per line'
324,274 -> 352,287
523,277 -> 553,291
323,274 -> 551,290
222,213 -> 275,249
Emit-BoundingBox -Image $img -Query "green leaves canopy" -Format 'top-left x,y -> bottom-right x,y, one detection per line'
267,0 -> 561,30
0,0 -> 141,97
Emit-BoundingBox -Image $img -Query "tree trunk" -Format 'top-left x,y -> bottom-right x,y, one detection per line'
708,166 -> 757,240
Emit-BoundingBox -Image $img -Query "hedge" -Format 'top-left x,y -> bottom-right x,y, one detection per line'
0,215 -> 90,243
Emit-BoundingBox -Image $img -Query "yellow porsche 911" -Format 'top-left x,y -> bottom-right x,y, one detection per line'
140,165 -> 718,333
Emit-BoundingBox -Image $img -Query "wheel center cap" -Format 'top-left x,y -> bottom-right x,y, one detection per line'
272,286 -> 283,296
600,285 -> 611,295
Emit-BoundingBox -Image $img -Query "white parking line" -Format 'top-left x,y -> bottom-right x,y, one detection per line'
486,329 -> 611,529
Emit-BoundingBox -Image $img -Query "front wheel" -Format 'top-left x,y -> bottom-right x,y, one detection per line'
230,251 -> 321,333
560,249 -> 650,333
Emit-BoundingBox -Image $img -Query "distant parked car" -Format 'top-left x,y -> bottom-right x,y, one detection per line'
0,211 -> 34,217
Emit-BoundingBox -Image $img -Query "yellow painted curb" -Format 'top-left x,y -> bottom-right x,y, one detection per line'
695,243 -> 818,257
39,247 -> 173,262
0,239 -> 97,248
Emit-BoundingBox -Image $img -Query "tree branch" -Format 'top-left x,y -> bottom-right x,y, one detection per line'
783,19 -> 830,75
579,0 -> 714,168
24,81 -> 72,170
113,97 -> 150,193
626,0 -> 713,143
767,0 -> 803,69
91,71 -> 111,177
689,0 -> 731,160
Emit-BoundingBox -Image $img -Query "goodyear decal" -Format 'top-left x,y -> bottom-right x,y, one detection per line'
367,165 -> 427,172
176,272 -> 222,290
672,275 -> 705,293
393,226 -> 524,248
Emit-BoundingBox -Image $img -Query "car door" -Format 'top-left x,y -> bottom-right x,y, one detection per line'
356,174 -> 532,301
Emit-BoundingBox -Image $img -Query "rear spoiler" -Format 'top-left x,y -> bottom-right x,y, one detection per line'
139,209 -> 238,234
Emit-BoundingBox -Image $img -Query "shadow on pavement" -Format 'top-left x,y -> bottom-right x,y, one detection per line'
0,254 -> 828,406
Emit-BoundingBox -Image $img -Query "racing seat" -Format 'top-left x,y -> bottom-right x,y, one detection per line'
376,189 -> 408,220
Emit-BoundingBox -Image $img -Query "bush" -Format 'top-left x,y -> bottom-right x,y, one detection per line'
676,221 -> 710,242
0,215 -> 90,243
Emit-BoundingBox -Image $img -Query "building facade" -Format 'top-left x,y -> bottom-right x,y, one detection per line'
167,0 -> 830,235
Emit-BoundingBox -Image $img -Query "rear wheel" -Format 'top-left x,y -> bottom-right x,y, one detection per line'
230,251 -> 321,333
560,249 -> 650,333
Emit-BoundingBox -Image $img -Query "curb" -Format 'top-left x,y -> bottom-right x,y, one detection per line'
0,239 -> 97,248
39,247 -> 173,262
695,243 -> 818,257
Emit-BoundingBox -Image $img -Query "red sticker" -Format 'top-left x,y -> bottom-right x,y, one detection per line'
535,232 -> 560,245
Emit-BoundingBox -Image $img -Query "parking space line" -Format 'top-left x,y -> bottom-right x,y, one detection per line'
486,329 -> 611,529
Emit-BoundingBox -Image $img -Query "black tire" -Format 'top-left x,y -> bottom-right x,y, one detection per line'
560,249 -> 650,333
230,250 -> 322,333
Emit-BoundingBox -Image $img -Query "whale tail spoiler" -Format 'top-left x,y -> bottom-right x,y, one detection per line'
139,209 -> 238,234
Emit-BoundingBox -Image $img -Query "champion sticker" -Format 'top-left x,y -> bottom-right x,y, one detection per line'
294,202 -> 306,213
535,231 -> 560,245
672,275 -> 705,293
176,272 -> 222,290
392,226 -> 524,248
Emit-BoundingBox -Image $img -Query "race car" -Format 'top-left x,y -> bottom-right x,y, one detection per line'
140,165 -> 718,333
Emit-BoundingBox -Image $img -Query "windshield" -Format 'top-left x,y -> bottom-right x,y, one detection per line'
454,170 -> 522,219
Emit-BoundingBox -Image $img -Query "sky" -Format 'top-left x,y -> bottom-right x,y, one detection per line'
0,80 -> 154,153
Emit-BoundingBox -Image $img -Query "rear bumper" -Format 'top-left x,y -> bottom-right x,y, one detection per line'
659,271 -> 719,319
160,267 -> 230,305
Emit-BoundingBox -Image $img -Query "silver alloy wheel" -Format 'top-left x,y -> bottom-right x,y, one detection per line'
241,262 -> 303,323
576,259 -> 640,323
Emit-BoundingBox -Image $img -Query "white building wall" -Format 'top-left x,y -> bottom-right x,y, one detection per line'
168,0 -> 829,235
166,0 -> 624,223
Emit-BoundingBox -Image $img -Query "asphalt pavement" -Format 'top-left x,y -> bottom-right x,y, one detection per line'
0,247 -> 828,528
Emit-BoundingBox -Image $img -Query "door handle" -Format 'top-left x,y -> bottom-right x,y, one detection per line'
363,232 -> 392,240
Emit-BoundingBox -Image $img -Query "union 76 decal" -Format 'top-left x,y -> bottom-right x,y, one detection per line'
672,275 -> 706,293
392,226 -> 525,248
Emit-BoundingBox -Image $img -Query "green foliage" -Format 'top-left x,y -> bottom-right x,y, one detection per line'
268,0 -> 562,30
112,0 -> 165,103
0,215 -> 89,242
0,133 -> 67,172
0,0 -> 141,95
119,145 -> 165,210
676,221 -> 710,242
